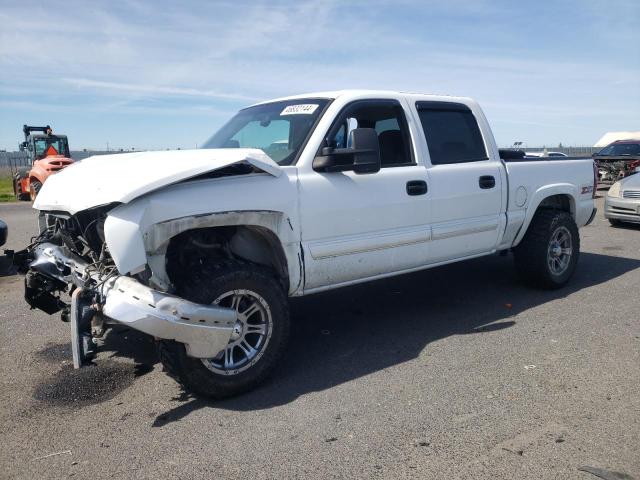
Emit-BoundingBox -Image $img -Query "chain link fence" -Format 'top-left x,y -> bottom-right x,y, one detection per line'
0,150 -> 114,168
514,146 -> 600,157
0,152 -> 30,168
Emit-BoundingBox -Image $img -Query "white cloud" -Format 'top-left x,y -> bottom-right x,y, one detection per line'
0,0 -> 638,148
63,78 -> 257,101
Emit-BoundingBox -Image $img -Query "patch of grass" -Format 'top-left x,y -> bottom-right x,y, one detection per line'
0,175 -> 16,202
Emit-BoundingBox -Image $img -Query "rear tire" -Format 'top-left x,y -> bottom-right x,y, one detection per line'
514,210 -> 580,289
157,260 -> 290,399
29,181 -> 42,201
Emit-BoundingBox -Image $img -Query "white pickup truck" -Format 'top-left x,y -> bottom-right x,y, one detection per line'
17,90 -> 597,398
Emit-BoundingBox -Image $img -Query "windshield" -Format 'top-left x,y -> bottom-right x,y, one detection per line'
597,143 -> 640,156
202,99 -> 330,165
33,136 -> 69,159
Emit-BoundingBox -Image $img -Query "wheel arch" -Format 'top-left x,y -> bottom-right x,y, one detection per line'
141,211 -> 301,295
512,185 -> 578,247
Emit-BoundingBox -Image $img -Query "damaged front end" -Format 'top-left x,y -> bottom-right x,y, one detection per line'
15,209 -> 236,368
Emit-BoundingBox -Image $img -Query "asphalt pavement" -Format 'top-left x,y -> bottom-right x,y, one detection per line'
0,197 -> 638,479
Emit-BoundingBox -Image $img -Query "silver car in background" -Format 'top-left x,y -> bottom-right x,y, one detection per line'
605,173 -> 640,226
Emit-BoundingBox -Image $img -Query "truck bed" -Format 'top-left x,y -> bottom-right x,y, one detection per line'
496,156 -> 596,250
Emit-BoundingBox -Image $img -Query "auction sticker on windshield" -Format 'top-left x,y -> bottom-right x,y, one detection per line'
281,104 -> 319,115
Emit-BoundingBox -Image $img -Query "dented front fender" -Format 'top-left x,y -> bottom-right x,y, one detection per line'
103,172 -> 303,294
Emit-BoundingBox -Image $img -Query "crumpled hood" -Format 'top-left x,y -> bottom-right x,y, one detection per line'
34,148 -> 282,214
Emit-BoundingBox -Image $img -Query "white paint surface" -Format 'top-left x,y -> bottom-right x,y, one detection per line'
32,90 -> 597,296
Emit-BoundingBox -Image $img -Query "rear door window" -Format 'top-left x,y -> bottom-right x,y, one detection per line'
416,102 -> 488,165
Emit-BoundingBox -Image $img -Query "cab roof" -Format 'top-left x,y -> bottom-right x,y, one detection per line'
250,89 -> 472,107
30,134 -> 68,139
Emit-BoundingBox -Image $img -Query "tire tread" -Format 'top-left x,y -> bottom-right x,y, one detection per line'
157,260 -> 289,399
514,209 -> 580,289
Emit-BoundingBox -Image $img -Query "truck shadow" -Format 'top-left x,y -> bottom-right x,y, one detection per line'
610,222 -> 640,231
100,252 -> 640,425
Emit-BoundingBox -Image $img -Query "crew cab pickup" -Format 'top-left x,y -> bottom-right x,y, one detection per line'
17,90 -> 598,398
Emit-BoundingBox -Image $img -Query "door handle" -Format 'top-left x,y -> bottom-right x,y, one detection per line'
406,180 -> 428,196
479,175 -> 496,189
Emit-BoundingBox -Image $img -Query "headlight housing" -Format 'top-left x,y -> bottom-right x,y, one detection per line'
608,181 -> 622,198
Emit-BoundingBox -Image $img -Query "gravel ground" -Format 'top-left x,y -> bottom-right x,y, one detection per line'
0,197 -> 638,480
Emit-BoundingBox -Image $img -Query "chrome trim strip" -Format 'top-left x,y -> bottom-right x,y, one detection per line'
309,226 -> 431,260
432,223 -> 498,241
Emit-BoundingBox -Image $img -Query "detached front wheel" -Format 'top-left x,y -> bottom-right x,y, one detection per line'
157,261 -> 290,399
514,210 -> 580,289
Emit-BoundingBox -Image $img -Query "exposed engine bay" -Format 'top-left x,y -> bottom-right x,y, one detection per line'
14,206 -> 236,369
23,206 -> 117,317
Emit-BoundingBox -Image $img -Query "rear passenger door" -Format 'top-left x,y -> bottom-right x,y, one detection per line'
415,101 -> 504,262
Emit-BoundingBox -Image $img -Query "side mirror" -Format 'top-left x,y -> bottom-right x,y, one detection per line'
351,128 -> 381,174
19,142 -> 26,152
312,128 -> 381,174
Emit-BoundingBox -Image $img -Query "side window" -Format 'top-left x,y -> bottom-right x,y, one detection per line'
34,140 -> 47,156
416,102 -> 488,165
332,123 -> 347,149
328,101 -> 413,167
375,118 -> 399,135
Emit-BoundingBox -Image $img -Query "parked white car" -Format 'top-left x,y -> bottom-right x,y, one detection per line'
605,173 -> 640,225
17,90 -> 597,398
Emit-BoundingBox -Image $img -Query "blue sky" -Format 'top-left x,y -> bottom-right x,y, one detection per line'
0,0 -> 638,151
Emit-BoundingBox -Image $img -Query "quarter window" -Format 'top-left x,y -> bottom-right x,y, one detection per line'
416,102 -> 488,165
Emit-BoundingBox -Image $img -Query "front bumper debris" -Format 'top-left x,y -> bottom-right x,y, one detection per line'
101,275 -> 236,358
26,242 -> 235,365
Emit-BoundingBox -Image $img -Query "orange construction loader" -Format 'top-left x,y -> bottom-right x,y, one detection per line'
12,125 -> 73,201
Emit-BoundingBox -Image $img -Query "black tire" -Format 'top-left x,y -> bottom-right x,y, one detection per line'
157,260 -> 290,399
16,188 -> 29,201
29,181 -> 42,201
514,210 -> 580,289
13,178 -> 30,201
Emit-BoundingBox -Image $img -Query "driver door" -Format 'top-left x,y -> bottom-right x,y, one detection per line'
298,99 -> 432,292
